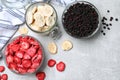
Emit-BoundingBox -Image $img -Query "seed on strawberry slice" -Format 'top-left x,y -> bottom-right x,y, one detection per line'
27,68 -> 36,73
36,72 -> 46,80
1,74 -> 8,80
27,47 -> 36,57
31,62 -> 40,69
48,59 -> 56,67
0,66 -> 5,72
17,67 -> 27,74
15,51 -> 24,59
6,55 -> 13,64
21,41 -> 30,49
22,59 -> 32,68
9,62 -> 17,71
23,54 -> 31,59
11,44 -> 20,52
13,56 -> 21,64
56,62 -> 66,72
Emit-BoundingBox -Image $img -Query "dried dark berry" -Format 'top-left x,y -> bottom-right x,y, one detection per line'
107,27 -> 110,30
115,18 -> 118,21
110,17 -> 113,21
106,24 -> 109,26
107,10 -> 110,13
103,17 -> 107,20
109,23 -> 112,26
103,33 -> 106,35
103,26 -> 106,29
62,2 -> 99,38
101,30 -> 103,33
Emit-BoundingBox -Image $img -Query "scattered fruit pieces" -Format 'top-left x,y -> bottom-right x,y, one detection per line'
56,61 -> 66,72
62,40 -> 73,51
18,27 -> 28,35
48,42 -> 57,54
1,74 -> 8,80
36,72 -> 46,80
0,66 -> 5,72
48,59 -> 56,67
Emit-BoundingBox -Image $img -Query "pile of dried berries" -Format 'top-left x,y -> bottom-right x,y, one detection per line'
5,36 -> 43,74
101,10 -> 119,36
63,2 -> 99,38
0,66 -> 8,80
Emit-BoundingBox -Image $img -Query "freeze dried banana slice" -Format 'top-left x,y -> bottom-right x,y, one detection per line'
62,40 -> 73,51
32,6 -> 37,14
42,26 -> 49,32
43,4 -> 54,17
48,42 -> 57,54
45,16 -> 55,27
34,12 -> 45,27
27,12 -> 34,24
30,23 -> 42,32
19,27 -> 28,35
37,6 -> 45,16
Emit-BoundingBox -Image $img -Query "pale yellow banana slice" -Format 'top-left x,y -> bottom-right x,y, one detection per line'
62,40 -> 73,51
42,26 -> 50,32
27,12 -> 34,24
32,6 -> 37,14
45,16 -> 56,27
48,42 -> 57,54
30,23 -> 42,32
34,12 -> 45,27
19,27 -> 28,35
37,6 -> 45,17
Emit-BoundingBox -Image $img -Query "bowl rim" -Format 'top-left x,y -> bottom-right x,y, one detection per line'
25,2 -> 58,34
62,1 -> 101,39
3,35 -> 44,75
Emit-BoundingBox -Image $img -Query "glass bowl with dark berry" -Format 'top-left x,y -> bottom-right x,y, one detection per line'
4,35 -> 44,74
62,1 -> 101,38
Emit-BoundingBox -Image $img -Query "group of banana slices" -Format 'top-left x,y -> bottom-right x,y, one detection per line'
27,4 -> 56,32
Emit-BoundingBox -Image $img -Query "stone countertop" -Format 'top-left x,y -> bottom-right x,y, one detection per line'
1,0 -> 120,80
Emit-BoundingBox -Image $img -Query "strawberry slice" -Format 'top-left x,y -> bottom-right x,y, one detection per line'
21,41 -> 30,49
9,62 -> 17,71
31,62 -> 40,69
48,59 -> 56,67
6,55 -> 13,64
17,67 -> 27,74
23,54 -> 31,59
1,74 -> 8,80
36,72 -> 46,80
27,47 -> 36,57
32,54 -> 42,63
13,56 -> 21,64
22,59 -> 32,68
27,68 -> 36,73
15,51 -> 24,59
56,62 -> 66,72
11,44 -> 20,52
0,66 -> 5,72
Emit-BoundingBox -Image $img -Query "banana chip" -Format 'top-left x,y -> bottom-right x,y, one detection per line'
46,16 -> 55,27
62,40 -> 73,51
27,12 -> 34,24
48,42 -> 57,54
19,27 -> 28,35
32,6 -> 37,14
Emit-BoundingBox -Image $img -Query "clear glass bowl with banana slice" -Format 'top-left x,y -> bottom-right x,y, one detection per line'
25,2 -> 61,39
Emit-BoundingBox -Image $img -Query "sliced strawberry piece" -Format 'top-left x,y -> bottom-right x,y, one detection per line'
48,59 -> 56,67
11,44 -> 20,52
21,41 -> 30,49
56,62 -> 66,72
22,59 -> 32,68
36,72 -> 46,80
0,66 -> 5,72
37,49 -> 42,55
27,47 -> 36,57
31,62 -> 40,69
34,45 -> 39,49
15,51 -> 24,59
17,64 -> 23,68
13,37 -> 21,44
9,62 -> 17,71
17,67 -> 27,74
27,68 -> 36,73
1,74 -> 8,80
13,56 -> 21,64
32,54 -> 42,63
6,55 -> 13,64
20,37 -> 28,42
23,54 -> 31,59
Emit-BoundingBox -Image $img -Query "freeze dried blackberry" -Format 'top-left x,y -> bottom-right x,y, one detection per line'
63,3 -> 99,38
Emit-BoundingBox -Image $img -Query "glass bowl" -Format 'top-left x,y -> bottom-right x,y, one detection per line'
4,35 -> 44,75
25,2 -> 58,35
62,1 -> 101,38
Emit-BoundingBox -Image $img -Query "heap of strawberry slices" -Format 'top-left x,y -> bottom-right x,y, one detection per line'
5,36 -> 43,74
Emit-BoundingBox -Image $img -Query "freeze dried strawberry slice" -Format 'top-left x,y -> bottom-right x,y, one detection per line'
15,51 -> 24,59
0,66 -> 5,72
48,59 -> 56,67
17,67 -> 27,74
56,62 -> 66,72
13,56 -> 21,64
27,68 -> 36,73
22,59 -> 32,68
9,62 -> 17,71
23,54 -> 31,59
11,44 -> 20,52
37,49 -> 42,55
34,45 -> 39,49
27,47 -> 36,57
36,72 -> 46,80
6,55 -> 13,64
32,54 -> 42,63
31,62 -> 40,69
21,41 -> 30,49
1,74 -> 8,80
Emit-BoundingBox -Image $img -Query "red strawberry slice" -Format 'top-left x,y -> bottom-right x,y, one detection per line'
1,74 -> 8,80
27,68 -> 36,73
27,47 -> 36,57
6,55 -> 13,64
13,56 -> 21,64
23,54 -> 31,59
32,54 -> 42,63
31,62 -> 40,69
17,67 -> 27,74
0,66 -> 5,72
11,44 -> 20,52
36,72 -> 46,80
15,51 -> 24,59
22,59 -> 32,68
37,49 -> 42,55
56,62 -> 66,72
48,59 -> 56,67
9,62 -> 17,71
21,41 -> 30,49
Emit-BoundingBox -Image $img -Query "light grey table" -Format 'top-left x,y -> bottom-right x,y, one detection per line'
1,0 -> 120,80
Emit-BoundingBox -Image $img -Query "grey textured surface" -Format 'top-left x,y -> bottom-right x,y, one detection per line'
1,0 -> 120,80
